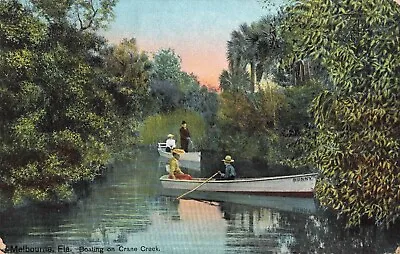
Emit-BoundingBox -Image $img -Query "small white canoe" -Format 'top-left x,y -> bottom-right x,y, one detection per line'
157,143 -> 201,163
160,173 -> 318,197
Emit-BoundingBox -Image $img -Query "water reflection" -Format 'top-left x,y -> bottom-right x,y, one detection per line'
219,202 -> 295,254
160,188 -> 317,215
0,148 -> 399,254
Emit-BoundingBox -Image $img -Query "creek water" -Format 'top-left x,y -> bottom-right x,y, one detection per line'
0,148 -> 399,254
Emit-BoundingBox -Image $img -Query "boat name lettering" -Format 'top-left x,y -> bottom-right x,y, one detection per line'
293,176 -> 313,182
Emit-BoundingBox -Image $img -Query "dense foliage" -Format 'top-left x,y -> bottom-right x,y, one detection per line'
225,17 -> 281,93
0,0 -> 219,206
214,13 -> 319,172
216,86 -> 283,162
0,0 -> 149,205
282,0 -> 400,227
139,109 -> 206,147
217,0 -> 399,228
149,48 -> 218,123
3,0 -> 398,233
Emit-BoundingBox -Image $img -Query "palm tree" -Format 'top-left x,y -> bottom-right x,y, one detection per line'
219,69 -> 251,92
227,17 -> 281,93
227,23 -> 257,92
227,27 -> 247,74
252,17 -> 280,79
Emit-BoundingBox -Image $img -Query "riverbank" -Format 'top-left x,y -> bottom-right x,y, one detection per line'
0,148 -> 399,253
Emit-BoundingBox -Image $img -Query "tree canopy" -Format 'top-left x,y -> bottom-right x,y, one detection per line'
0,0 -> 152,205
282,0 -> 400,227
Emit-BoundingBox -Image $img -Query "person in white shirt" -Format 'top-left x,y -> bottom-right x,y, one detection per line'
165,134 -> 176,152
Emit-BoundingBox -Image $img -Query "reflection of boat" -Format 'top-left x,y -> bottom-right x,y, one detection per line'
157,143 -> 201,163
160,173 -> 318,197
160,188 -> 317,214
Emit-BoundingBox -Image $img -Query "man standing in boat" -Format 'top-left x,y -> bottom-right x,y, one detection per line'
217,155 -> 236,180
168,149 -> 192,180
179,120 -> 191,152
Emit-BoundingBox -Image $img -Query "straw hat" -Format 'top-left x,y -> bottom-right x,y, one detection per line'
167,134 -> 174,138
222,155 -> 234,163
172,148 -> 185,155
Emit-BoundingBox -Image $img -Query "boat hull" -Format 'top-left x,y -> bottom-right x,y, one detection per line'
160,173 -> 318,197
158,156 -> 201,171
157,142 -> 201,163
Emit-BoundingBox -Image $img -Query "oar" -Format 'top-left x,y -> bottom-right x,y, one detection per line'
176,172 -> 220,200
189,138 -> 196,150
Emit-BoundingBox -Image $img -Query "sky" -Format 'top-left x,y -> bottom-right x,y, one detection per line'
101,0 -> 283,89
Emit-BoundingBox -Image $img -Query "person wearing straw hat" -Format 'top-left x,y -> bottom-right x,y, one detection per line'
168,149 -> 192,180
165,134 -> 176,152
179,120 -> 191,152
217,155 -> 236,180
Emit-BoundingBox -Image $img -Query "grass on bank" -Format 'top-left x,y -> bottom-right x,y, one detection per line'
139,109 -> 206,148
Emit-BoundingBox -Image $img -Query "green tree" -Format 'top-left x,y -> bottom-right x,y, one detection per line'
149,48 -> 217,119
26,0 -> 118,31
219,69 -> 250,92
0,0 -> 140,205
282,0 -> 400,227
103,38 -> 152,117
149,48 -> 183,113
216,83 -> 285,162
151,48 -> 182,82
227,17 -> 281,92
227,23 -> 258,92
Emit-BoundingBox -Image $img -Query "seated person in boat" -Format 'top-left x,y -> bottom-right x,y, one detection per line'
168,149 -> 193,180
165,134 -> 176,152
217,155 -> 236,180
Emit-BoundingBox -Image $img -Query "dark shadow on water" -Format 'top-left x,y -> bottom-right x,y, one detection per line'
200,149 -> 308,178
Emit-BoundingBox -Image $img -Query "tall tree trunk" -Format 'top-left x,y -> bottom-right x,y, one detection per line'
299,60 -> 304,83
250,58 -> 256,93
306,61 -> 311,78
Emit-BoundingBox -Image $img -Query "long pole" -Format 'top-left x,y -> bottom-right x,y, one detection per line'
176,172 -> 220,200
189,138 -> 196,150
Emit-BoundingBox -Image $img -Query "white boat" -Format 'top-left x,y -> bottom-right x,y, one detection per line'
159,173 -> 318,197
157,142 -> 201,163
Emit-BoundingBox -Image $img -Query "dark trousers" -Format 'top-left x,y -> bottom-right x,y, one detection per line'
180,139 -> 189,152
